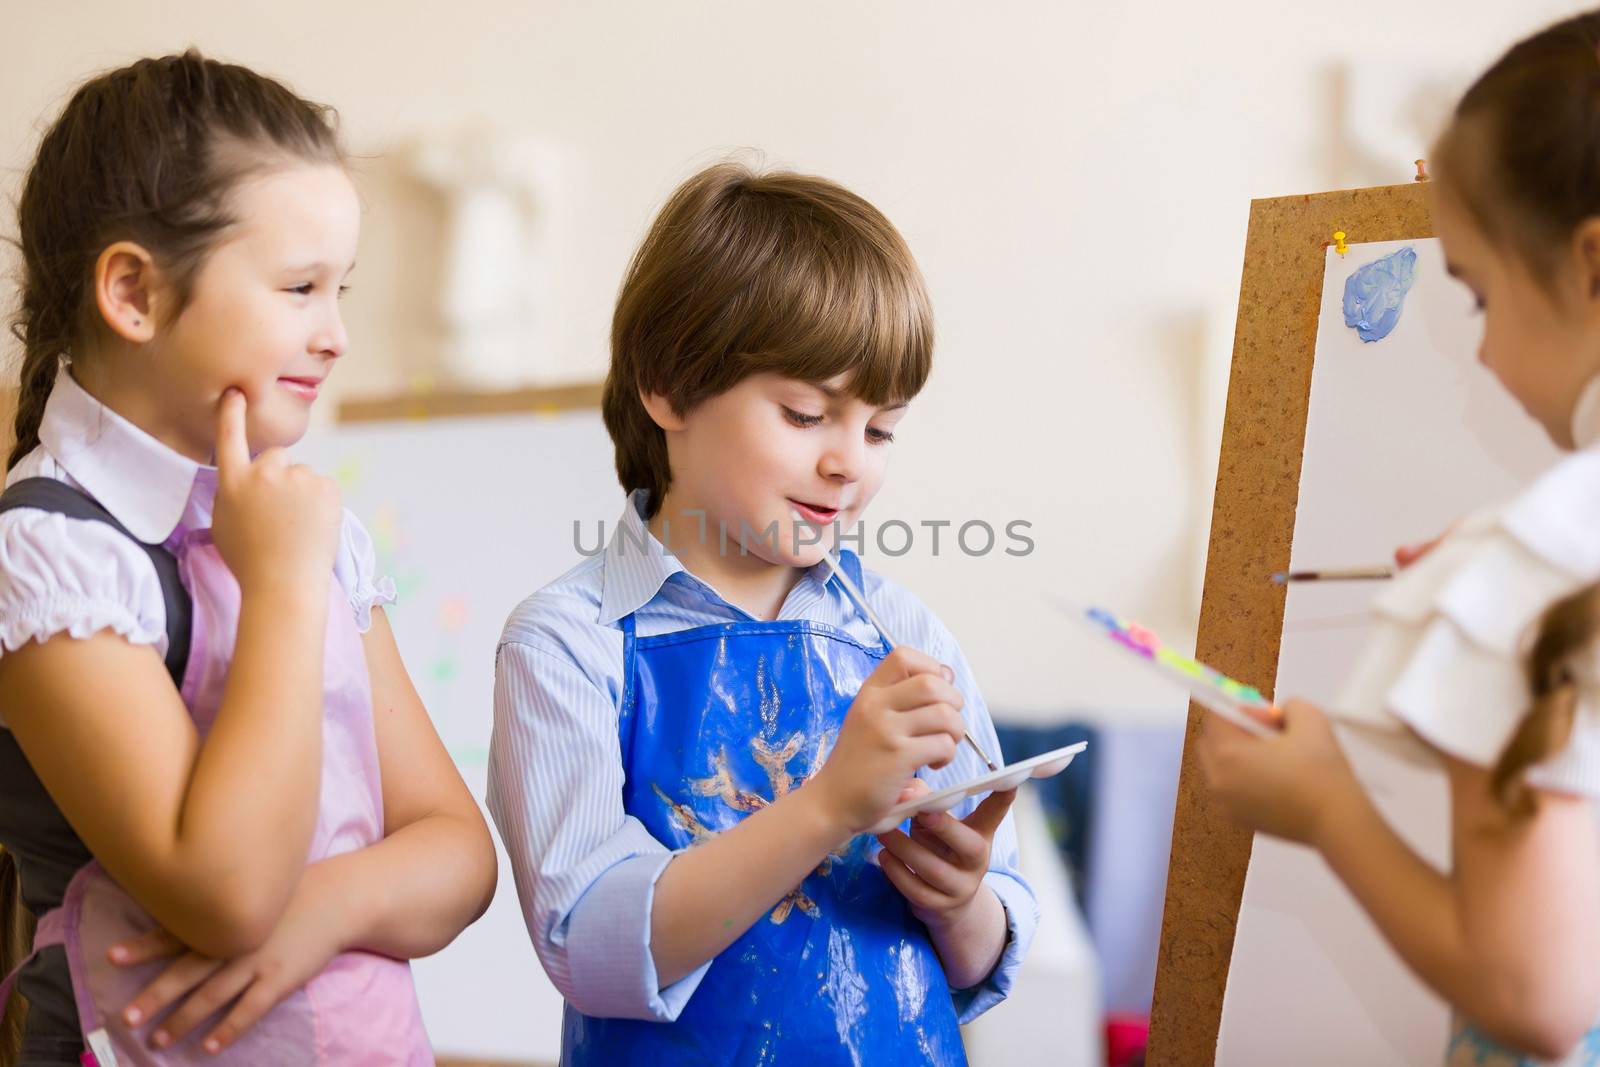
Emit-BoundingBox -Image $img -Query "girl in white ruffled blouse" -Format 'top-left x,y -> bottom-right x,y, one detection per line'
1203,11 -> 1600,1066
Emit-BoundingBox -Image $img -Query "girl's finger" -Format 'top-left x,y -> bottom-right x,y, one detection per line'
122,953 -> 223,1030
1394,537 -> 1438,567
213,390 -> 250,475
1204,713 -> 1257,743
108,927 -> 185,967
1247,703 -> 1285,729
202,973 -> 290,1054
150,961 -> 253,1048
1395,522 -> 1457,567
253,446 -> 292,470
1275,699 -> 1328,741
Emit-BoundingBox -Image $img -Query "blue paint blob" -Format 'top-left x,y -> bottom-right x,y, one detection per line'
1343,246 -> 1418,342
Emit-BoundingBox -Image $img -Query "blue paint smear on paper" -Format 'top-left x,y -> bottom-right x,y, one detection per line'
1343,246 -> 1418,342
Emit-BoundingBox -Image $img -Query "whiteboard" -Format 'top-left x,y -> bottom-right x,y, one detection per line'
1214,239 -> 1561,1065
299,408 -> 624,1061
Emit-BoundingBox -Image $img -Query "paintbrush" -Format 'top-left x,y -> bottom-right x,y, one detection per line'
800,518 -> 999,771
1272,565 -> 1395,583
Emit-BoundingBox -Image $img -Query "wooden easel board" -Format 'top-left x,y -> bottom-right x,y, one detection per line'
1147,181 -> 1561,1065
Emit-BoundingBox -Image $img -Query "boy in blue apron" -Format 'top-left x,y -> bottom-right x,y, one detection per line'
487,162 -> 1036,1066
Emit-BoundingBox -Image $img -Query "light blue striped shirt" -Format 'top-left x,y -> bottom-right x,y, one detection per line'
486,490 -> 1036,1026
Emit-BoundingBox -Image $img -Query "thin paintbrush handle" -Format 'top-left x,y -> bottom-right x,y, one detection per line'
1272,565 -> 1394,583
820,547 -> 999,772
965,735 -> 999,771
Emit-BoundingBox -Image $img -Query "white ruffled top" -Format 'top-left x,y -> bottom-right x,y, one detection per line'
0,369 -> 394,671
1337,380 -> 1600,797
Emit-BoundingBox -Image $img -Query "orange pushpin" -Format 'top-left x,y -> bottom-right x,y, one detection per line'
1414,158 -> 1430,182
1332,230 -> 1350,256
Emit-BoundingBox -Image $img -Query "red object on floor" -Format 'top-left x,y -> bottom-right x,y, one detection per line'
1105,1014 -> 1149,1067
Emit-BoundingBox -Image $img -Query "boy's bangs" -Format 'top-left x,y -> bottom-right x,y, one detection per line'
738,235 -> 932,407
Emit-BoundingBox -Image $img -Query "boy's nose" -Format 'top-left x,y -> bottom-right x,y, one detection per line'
817,434 -> 864,482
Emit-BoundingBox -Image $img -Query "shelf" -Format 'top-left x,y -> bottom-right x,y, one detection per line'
337,382 -> 604,423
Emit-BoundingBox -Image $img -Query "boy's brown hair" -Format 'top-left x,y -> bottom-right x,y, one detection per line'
603,162 -> 934,517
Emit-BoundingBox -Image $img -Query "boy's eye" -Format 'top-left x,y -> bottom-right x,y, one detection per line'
867,426 -> 896,445
782,406 -> 824,428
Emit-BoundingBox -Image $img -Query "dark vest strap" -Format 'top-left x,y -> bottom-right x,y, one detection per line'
0,477 -> 191,684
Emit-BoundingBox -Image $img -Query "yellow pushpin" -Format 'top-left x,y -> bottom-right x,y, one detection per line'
1332,230 -> 1350,256
1414,158 -> 1429,182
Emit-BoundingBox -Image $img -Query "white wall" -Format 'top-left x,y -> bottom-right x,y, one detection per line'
1,1 -> 1583,725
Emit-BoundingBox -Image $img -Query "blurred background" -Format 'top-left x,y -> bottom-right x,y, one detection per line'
2,3 -> 1583,1064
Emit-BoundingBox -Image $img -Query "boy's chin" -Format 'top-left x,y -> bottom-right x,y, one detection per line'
735,534 -> 826,571
733,542 -> 817,570
785,545 -> 830,570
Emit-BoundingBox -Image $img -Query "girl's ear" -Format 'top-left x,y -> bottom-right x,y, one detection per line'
93,242 -> 162,344
1573,217 -> 1600,306
639,389 -> 686,432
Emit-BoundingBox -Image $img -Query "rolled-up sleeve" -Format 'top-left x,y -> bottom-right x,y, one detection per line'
931,624 -> 1039,1024
486,639 -> 711,1021
961,867 -> 1036,1021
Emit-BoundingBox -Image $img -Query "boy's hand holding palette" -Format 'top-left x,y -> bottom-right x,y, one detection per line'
865,740 -> 1088,835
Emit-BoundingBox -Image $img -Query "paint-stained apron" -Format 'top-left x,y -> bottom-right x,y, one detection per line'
562,550 -> 967,1066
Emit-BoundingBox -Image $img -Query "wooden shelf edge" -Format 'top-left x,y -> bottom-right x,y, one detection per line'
337,382 -> 604,423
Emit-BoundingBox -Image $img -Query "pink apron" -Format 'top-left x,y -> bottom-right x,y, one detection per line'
2,531 -> 433,1066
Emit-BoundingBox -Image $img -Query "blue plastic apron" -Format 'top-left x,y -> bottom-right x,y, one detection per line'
562,551 -> 967,1065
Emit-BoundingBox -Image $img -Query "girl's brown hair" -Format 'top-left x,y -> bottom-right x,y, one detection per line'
603,162 -> 934,517
8,49 -> 344,470
1,50 -> 343,1062
0,848 -> 28,1064
1434,11 -> 1600,815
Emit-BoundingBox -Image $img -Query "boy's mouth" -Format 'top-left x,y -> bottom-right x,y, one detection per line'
789,499 -> 841,525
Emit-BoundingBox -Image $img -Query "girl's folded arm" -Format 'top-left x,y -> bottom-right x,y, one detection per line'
305,606 -> 497,960
0,588 -> 329,959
